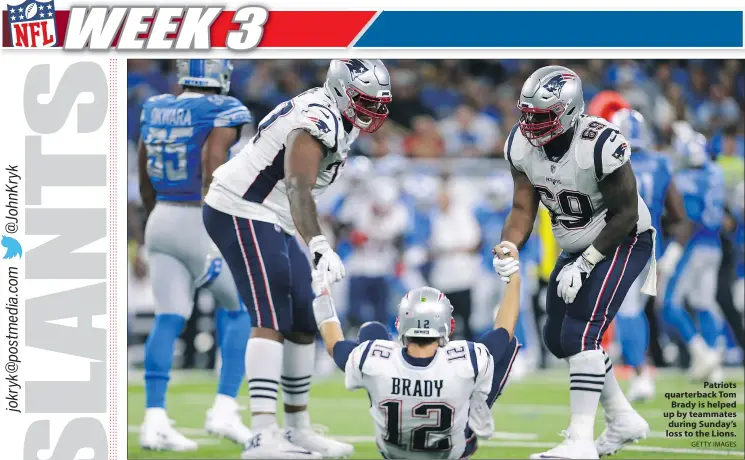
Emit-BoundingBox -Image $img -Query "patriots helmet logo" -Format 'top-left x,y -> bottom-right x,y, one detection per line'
343,59 -> 369,80
542,73 -> 575,97
308,116 -> 331,134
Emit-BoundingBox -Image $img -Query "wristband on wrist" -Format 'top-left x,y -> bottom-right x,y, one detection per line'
582,245 -> 605,266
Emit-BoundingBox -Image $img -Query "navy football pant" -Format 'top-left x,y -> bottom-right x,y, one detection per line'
543,230 -> 653,359
203,204 -> 316,336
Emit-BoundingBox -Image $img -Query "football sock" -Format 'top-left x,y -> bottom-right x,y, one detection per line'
217,310 -> 251,398
663,302 -> 697,343
695,310 -> 720,348
215,306 -> 229,348
286,410 -> 312,430
246,337 -> 283,427
616,313 -> 649,369
282,340 -> 314,407
599,349 -> 634,416
144,313 -> 185,409
568,349 -> 605,440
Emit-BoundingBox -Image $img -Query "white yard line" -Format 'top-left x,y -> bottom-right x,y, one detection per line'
126,427 -> 744,457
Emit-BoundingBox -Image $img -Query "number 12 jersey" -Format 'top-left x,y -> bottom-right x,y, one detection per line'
206,87 -> 359,235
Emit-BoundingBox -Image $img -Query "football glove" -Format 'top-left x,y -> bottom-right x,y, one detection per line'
311,269 -> 340,328
309,235 -> 346,284
194,244 -> 224,290
556,245 -> 604,304
492,241 -> 519,282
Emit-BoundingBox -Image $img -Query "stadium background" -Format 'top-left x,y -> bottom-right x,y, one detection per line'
127,58 -> 744,373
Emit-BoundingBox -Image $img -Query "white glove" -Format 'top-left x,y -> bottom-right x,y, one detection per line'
311,270 -> 340,328
492,241 -> 519,283
556,245 -> 604,304
658,241 -> 683,278
309,235 -> 346,284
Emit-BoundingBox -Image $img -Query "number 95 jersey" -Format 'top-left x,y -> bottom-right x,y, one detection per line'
206,87 -> 359,235
506,115 -> 652,253
140,93 -> 251,201
345,339 -> 494,460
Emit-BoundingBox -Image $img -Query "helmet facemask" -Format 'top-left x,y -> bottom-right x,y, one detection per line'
344,87 -> 391,133
518,103 -> 566,147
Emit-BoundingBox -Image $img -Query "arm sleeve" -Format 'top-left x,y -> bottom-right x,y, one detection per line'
213,97 -> 253,128
594,129 -> 631,181
296,104 -> 339,153
332,340 -> 359,371
343,340 -> 373,391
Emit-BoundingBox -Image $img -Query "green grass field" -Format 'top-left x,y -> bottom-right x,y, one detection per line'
128,368 -> 745,459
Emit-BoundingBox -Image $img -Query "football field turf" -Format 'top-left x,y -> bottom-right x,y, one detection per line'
128,368 -> 745,459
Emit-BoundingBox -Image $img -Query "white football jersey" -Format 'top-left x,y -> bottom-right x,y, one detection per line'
506,115 -> 652,253
205,87 -> 359,235
345,339 -> 493,460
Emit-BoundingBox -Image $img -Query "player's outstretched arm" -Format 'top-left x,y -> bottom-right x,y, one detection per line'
202,127 -> 240,200
310,270 -> 345,356
493,246 -> 521,340
285,129 -> 326,243
500,166 -> 539,250
594,162 -> 639,256
137,138 -> 156,217
658,181 -> 693,275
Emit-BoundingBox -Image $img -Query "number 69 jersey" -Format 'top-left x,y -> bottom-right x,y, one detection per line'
506,115 -> 652,253
345,339 -> 494,460
140,93 -> 251,202
206,87 -> 359,235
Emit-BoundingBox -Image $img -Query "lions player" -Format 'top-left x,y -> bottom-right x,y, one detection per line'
493,66 -> 654,459
137,59 -> 253,450
662,133 -> 726,381
610,109 -> 691,402
203,59 -> 392,459
310,246 -> 522,459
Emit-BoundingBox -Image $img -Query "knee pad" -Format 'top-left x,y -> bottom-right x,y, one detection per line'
359,321 -> 391,342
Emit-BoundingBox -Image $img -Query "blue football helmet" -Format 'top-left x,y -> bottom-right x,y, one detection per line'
610,108 -> 650,151
177,59 -> 233,95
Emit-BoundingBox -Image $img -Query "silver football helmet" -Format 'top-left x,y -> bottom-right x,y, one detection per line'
610,108 -> 651,151
518,66 -> 584,147
325,59 -> 392,133
396,287 -> 454,347
177,59 -> 233,95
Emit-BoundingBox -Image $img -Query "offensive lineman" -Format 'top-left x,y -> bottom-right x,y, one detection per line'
610,109 -> 691,402
203,59 -> 393,459
492,66 -> 654,459
311,247 -> 522,459
138,59 -> 253,450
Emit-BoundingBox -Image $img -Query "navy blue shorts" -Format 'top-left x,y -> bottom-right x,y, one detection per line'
543,230 -> 653,357
203,204 -> 316,335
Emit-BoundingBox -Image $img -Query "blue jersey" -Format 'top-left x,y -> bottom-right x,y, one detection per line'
674,163 -> 725,247
474,203 -> 540,271
631,150 -> 672,258
734,210 -> 744,278
140,93 -> 251,201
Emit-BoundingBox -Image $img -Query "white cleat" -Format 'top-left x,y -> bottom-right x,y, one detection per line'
688,337 -> 722,382
596,411 -> 649,457
204,405 -> 252,445
286,425 -> 355,459
530,430 -> 599,459
241,426 -> 322,459
626,372 -> 655,403
140,409 -> 198,452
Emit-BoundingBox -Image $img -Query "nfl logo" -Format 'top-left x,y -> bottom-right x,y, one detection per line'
7,0 -> 57,48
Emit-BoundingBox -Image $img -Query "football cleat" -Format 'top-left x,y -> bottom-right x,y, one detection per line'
241,426 -> 322,459
595,411 -> 649,457
285,425 -> 355,459
530,429 -> 599,459
204,404 -> 252,444
140,409 -> 198,452
626,371 -> 655,403
688,337 -> 722,382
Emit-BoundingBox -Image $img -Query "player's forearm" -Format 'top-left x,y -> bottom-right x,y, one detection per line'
319,321 -> 344,357
494,272 -> 520,339
592,207 -> 637,256
501,209 -> 535,250
594,163 -> 638,256
287,182 -> 324,244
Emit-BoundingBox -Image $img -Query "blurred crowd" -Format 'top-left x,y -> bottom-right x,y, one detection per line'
127,59 -> 744,374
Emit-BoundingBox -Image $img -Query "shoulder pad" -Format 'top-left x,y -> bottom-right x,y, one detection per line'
204,95 -> 252,128
574,117 -> 630,180
296,102 -> 341,152
144,93 -> 174,105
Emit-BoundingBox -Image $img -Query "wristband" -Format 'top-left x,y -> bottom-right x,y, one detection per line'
582,245 -> 605,266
